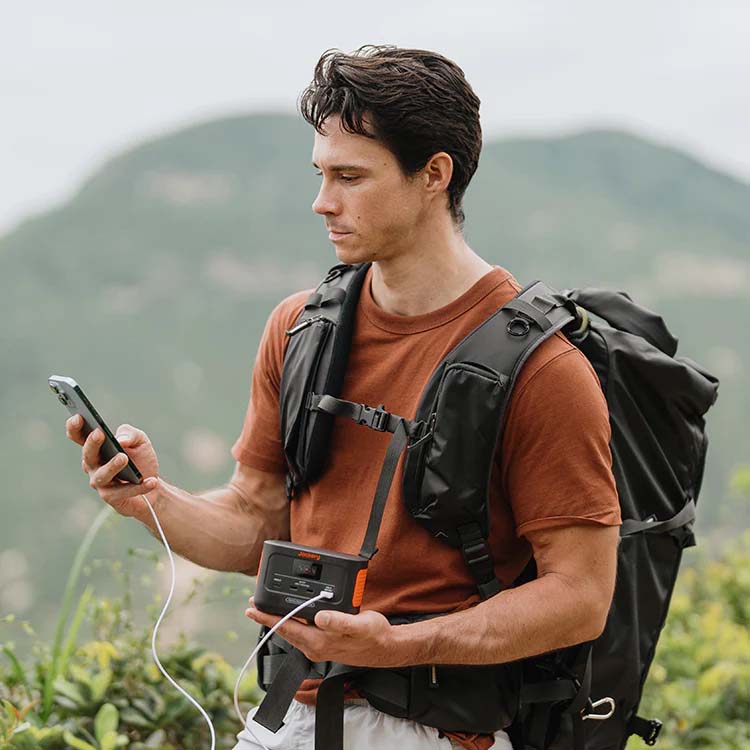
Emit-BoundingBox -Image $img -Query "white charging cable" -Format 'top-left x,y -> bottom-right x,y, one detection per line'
139,492 -> 333,750
232,589 -> 334,724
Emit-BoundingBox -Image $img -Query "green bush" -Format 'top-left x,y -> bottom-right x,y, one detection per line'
629,531 -> 750,749
0,594 -> 262,750
0,507 -> 262,750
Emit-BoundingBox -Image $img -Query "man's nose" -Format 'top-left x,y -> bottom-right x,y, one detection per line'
312,182 -> 339,216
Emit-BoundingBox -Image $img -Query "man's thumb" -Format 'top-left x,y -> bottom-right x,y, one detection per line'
116,425 -> 137,444
316,610 -> 357,633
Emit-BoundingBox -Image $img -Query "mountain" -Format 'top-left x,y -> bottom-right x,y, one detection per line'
1,113 -> 747,657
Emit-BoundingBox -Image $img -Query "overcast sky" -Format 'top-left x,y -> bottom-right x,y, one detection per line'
2,0 -> 749,234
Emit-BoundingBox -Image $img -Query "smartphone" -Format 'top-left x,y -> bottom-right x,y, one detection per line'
48,375 -> 143,484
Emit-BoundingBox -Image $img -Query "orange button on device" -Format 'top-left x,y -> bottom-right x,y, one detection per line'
351,569 -> 368,608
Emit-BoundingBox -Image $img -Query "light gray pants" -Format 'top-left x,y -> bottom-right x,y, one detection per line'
233,699 -> 513,750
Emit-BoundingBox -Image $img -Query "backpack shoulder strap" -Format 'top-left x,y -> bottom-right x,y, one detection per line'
279,262 -> 370,496
403,281 -> 581,597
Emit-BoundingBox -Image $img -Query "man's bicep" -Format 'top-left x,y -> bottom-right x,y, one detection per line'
526,523 -> 620,633
228,461 -> 291,541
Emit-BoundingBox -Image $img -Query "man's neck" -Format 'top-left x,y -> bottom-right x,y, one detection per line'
369,230 -> 493,317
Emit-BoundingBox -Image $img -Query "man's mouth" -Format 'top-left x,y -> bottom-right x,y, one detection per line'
327,228 -> 352,241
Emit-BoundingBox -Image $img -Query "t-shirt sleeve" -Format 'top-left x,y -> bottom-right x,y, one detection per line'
230,290 -> 311,473
501,345 -> 622,539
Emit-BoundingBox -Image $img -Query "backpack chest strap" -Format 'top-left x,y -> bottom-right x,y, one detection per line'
308,393 -> 428,438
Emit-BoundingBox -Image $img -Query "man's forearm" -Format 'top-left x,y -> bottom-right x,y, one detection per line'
389,573 -> 606,667
131,479 -> 271,574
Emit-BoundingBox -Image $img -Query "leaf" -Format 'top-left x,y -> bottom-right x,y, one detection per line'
99,730 -> 119,750
58,586 -> 95,687
42,506 -> 112,721
69,663 -> 94,691
52,676 -> 87,706
94,703 -> 119,743
143,729 -> 166,747
131,698 -> 157,722
3,699 -> 18,724
2,645 -> 30,690
118,707 -> 154,729
90,668 -> 114,702
62,731 -> 97,750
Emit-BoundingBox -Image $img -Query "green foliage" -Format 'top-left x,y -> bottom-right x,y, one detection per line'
629,532 -> 750,749
1,113 -> 747,642
42,507 -> 114,721
1,592 -> 263,749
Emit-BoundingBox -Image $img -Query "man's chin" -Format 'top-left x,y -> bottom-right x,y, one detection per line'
332,240 -> 372,265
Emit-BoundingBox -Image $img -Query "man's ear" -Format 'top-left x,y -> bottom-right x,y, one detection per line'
422,152 -> 454,196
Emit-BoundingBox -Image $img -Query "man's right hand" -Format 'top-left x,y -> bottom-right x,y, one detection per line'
65,414 -> 160,518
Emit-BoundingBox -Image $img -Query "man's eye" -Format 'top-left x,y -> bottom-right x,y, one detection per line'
314,171 -> 358,182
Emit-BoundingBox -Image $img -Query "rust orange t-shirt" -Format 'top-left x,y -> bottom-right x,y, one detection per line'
231,265 -> 621,749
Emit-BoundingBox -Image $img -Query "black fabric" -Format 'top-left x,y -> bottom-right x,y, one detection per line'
517,289 -> 719,750
501,298 -> 554,331
279,262 -> 371,496
627,715 -> 663,745
457,522 -> 503,598
274,264 -> 720,750
620,498 -> 695,538
564,288 -> 678,357
310,393 -> 426,437
402,281 -> 577,547
359,420 -> 410,560
252,646 -> 311,732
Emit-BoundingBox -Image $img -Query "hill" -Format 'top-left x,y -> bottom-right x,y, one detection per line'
1,113 -> 747,656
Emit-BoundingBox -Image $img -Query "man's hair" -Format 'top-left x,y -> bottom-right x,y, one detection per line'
299,45 -> 482,227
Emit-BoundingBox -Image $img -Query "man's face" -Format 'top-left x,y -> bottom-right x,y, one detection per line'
311,115 -> 427,265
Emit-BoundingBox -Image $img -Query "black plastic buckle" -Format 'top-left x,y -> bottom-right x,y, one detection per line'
357,403 -> 390,432
644,719 -> 663,746
458,525 -> 494,576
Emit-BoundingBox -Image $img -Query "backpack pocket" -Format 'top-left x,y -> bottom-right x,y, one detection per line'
279,316 -> 335,486
405,362 -> 507,545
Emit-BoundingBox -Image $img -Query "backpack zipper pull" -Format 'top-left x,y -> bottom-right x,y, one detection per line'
286,315 -> 325,336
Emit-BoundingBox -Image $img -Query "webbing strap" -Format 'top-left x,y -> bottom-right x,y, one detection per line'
252,421 -> 413,741
627,715 -> 663,746
304,287 -> 347,309
519,649 -> 592,750
566,650 -> 593,750
359,419 -> 410,560
457,523 -> 502,599
620,498 -> 695,537
309,393 -> 426,437
501,298 -> 554,331
309,393 -> 420,559
252,646 -> 311,732
314,663 -> 366,750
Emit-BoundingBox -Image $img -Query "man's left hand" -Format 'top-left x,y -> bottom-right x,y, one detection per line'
245,598 -> 400,667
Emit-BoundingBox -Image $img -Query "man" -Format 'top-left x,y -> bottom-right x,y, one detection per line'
67,46 -> 620,750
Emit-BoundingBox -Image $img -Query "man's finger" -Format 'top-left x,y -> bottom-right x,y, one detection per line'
90,451 -> 130,489
314,610 -> 359,634
116,423 -> 144,446
66,414 -> 86,445
82,428 -> 106,468
246,606 -> 313,644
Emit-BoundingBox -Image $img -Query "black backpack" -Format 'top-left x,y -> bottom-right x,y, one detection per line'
254,262 -> 719,750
